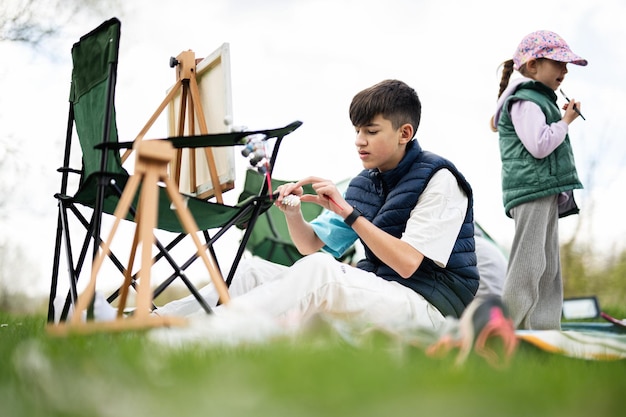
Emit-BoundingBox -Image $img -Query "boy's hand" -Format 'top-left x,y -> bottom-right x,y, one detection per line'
274,183 -> 304,215
295,176 -> 348,215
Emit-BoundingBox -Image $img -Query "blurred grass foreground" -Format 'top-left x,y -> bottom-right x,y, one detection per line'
2,310 -> 626,417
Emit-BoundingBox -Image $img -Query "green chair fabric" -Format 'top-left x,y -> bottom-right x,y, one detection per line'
48,17 -> 300,322
239,169 -> 323,266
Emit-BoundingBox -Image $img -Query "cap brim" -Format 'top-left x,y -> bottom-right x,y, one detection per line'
568,57 -> 588,66
547,47 -> 588,66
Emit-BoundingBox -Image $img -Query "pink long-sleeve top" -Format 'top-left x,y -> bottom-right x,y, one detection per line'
494,77 -> 569,160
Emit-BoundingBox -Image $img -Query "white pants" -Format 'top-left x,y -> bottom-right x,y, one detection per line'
155,252 -> 445,331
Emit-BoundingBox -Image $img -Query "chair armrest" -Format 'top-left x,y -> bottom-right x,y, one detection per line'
167,120 -> 302,149
95,121 -> 302,155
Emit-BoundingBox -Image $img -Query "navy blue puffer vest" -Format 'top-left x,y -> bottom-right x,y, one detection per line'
344,140 -> 479,318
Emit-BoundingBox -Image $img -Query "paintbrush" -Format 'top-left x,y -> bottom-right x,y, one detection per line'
559,88 -> 586,120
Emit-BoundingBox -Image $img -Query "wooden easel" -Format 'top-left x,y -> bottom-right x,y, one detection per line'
121,50 -> 231,202
48,140 -> 231,335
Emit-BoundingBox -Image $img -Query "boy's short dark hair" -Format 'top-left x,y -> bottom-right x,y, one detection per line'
349,79 -> 421,136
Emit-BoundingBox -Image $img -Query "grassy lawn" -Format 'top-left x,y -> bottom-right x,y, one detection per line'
2,311 -> 626,417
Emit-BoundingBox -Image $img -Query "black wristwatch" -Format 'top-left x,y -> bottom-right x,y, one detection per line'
344,206 -> 362,227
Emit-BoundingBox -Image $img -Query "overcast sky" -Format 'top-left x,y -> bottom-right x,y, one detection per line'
1,0 -> 625,299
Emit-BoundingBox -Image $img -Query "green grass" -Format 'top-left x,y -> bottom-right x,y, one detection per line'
2,311 -> 626,417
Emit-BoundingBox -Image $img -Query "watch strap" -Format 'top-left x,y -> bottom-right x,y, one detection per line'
344,206 -> 362,227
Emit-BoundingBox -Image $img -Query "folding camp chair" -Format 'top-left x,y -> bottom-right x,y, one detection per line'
239,169 -> 357,267
238,169 -> 323,266
47,17 -> 301,328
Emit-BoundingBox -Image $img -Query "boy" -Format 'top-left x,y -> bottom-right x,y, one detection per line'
155,79 -> 479,331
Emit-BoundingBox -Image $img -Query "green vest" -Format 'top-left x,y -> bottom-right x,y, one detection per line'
497,81 -> 582,217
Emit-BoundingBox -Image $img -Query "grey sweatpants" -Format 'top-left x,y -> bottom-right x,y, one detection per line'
502,195 -> 562,330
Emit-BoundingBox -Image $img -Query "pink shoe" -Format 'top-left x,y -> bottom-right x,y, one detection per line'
427,296 -> 518,368
456,295 -> 518,368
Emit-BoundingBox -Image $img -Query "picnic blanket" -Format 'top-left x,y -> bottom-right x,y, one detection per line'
516,322 -> 626,360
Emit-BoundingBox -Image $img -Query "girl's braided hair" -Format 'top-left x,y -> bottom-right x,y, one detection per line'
497,59 -> 515,99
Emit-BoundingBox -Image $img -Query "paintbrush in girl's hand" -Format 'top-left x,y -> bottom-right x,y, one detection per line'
559,88 -> 586,120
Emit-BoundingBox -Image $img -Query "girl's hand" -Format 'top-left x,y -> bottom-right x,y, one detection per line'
562,99 -> 582,124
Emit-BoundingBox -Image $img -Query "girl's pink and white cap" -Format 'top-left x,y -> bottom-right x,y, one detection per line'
513,30 -> 588,70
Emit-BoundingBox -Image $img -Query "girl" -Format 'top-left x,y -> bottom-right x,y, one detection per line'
491,30 -> 587,330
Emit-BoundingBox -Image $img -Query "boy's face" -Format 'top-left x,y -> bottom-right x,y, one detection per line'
354,114 -> 412,172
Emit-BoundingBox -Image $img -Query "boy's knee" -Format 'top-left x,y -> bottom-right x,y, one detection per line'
294,252 -> 336,268
289,252 -> 345,284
